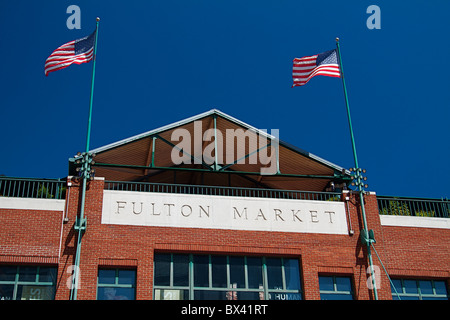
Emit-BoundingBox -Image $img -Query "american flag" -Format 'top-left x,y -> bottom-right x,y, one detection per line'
292,49 -> 340,87
45,30 -> 96,76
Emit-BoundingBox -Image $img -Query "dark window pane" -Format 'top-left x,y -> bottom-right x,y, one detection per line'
266,258 -> 283,289
434,281 -> 448,296
391,279 -> 402,294
154,254 -> 170,286
402,295 -> 420,300
194,255 -> 209,287
173,254 -> 189,286
229,256 -> 245,289
247,257 -> 263,289
284,259 -> 301,290
320,293 -> 353,300
422,296 -> 448,300
19,266 -> 37,282
0,284 -> 14,300
335,277 -> 352,292
419,280 -> 433,295
98,269 -> 116,285
404,280 -> 418,294
38,267 -> 57,283
236,291 -> 264,300
319,276 -> 334,291
194,290 -> 228,300
0,266 -> 17,281
211,256 -> 227,288
118,270 -> 136,285
98,287 -> 135,300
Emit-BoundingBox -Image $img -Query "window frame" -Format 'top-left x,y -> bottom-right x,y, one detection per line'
153,253 -> 303,300
0,265 -> 57,300
391,278 -> 449,300
319,275 -> 354,300
96,267 -> 137,300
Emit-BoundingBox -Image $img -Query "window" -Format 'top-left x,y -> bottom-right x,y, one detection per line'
153,253 -> 302,300
97,268 -> 136,300
391,279 -> 448,300
0,265 -> 57,300
319,275 -> 353,300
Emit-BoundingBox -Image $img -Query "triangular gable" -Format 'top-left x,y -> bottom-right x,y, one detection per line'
70,109 -> 351,191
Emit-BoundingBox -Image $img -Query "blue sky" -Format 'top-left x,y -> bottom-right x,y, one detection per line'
0,0 -> 449,198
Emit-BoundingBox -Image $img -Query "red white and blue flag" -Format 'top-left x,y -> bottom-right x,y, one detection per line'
292,49 -> 341,87
45,30 -> 96,76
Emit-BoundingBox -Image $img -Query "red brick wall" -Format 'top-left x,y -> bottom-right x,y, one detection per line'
380,225 -> 450,279
57,179 -> 394,300
0,207 -> 62,265
1,177 -> 449,300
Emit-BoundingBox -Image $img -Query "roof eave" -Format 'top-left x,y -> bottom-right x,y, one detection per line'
73,108 -> 351,177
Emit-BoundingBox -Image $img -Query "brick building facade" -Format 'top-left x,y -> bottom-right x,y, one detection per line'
0,110 -> 448,300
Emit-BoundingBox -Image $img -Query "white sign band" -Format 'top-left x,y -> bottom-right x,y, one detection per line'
101,190 -> 348,235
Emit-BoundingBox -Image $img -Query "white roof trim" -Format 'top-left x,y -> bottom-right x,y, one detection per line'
84,109 -> 276,156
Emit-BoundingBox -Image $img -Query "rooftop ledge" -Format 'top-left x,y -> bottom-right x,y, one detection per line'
380,215 -> 450,229
0,197 -> 65,211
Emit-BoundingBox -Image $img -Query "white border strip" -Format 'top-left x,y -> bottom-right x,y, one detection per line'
0,197 -> 65,211
380,214 -> 450,229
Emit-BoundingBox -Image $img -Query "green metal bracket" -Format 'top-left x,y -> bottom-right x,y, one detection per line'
360,228 -> 376,245
154,134 -> 214,171
219,141 -> 271,172
94,162 -> 347,180
74,216 -> 87,232
334,171 -> 353,181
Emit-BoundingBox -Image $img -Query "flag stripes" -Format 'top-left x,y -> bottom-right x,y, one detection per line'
45,30 -> 96,76
292,50 -> 340,87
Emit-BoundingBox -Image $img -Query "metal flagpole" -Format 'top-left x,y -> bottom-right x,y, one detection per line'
85,18 -> 100,154
335,37 -> 379,300
70,17 -> 100,300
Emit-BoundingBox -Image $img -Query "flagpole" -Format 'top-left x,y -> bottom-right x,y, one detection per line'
70,17 -> 100,300
85,17 -> 100,153
335,37 -> 379,300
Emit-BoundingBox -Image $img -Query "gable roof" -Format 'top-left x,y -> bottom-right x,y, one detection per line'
70,109 -> 351,192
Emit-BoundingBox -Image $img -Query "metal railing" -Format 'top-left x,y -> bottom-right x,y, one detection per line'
0,177 -> 66,200
377,196 -> 449,218
104,181 -> 341,202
